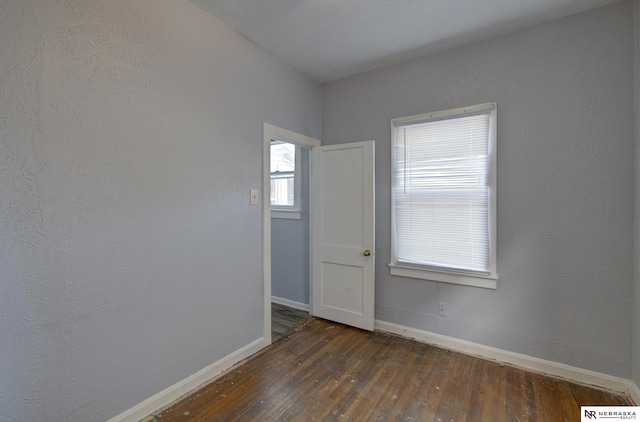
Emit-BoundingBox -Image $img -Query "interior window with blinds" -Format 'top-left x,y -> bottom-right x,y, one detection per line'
390,103 -> 498,289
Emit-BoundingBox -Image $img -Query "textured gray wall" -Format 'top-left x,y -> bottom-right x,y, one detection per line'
271,148 -> 310,305
0,1 -> 321,421
634,0 -> 640,387
323,1 -> 634,378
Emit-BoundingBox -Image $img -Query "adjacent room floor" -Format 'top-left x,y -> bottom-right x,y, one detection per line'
144,316 -> 631,421
271,303 -> 309,340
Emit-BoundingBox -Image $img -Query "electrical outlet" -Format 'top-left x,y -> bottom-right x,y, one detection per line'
438,302 -> 448,317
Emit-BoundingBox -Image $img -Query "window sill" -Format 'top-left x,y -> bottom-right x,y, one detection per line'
271,210 -> 302,220
388,263 -> 497,290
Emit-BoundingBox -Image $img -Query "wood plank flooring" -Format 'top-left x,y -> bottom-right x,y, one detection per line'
144,318 -> 631,422
271,303 -> 309,340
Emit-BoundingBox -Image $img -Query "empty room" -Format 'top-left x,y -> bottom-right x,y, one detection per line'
2,0 -> 640,421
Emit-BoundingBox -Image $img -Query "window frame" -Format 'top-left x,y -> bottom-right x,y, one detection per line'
270,139 -> 302,220
389,103 -> 498,289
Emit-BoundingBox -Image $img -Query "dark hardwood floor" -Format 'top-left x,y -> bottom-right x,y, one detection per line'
271,302 -> 309,340
144,318 -> 631,422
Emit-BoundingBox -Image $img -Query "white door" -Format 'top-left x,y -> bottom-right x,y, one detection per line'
311,141 -> 375,331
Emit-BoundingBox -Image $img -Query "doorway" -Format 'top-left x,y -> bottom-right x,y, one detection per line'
261,125 -> 376,341
262,124 -> 320,343
270,140 -> 310,338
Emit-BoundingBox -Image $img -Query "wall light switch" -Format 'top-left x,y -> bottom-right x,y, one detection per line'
250,189 -> 259,205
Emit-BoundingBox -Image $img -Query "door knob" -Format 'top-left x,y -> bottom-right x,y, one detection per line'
363,249 -> 371,257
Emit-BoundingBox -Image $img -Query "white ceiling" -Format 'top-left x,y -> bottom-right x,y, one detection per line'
191,0 -> 620,82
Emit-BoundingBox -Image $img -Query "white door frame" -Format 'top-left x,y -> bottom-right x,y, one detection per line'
262,123 -> 320,344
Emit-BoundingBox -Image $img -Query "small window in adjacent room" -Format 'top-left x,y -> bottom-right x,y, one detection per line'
389,103 -> 498,289
271,140 -> 301,219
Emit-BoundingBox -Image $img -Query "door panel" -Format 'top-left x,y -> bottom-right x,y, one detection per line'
320,262 -> 364,314
320,147 -> 363,247
311,141 -> 375,331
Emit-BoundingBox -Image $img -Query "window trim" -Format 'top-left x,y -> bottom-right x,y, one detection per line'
389,103 -> 498,289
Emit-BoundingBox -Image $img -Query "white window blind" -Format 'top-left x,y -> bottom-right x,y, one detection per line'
391,103 -> 497,286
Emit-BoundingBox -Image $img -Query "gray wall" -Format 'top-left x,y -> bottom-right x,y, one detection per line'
0,1 -> 321,421
271,148 -> 310,305
634,0 -> 640,387
323,1 -> 634,378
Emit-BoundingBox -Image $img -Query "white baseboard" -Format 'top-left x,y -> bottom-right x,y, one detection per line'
375,319 -> 637,400
106,336 -> 269,422
271,296 -> 310,312
628,380 -> 640,405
